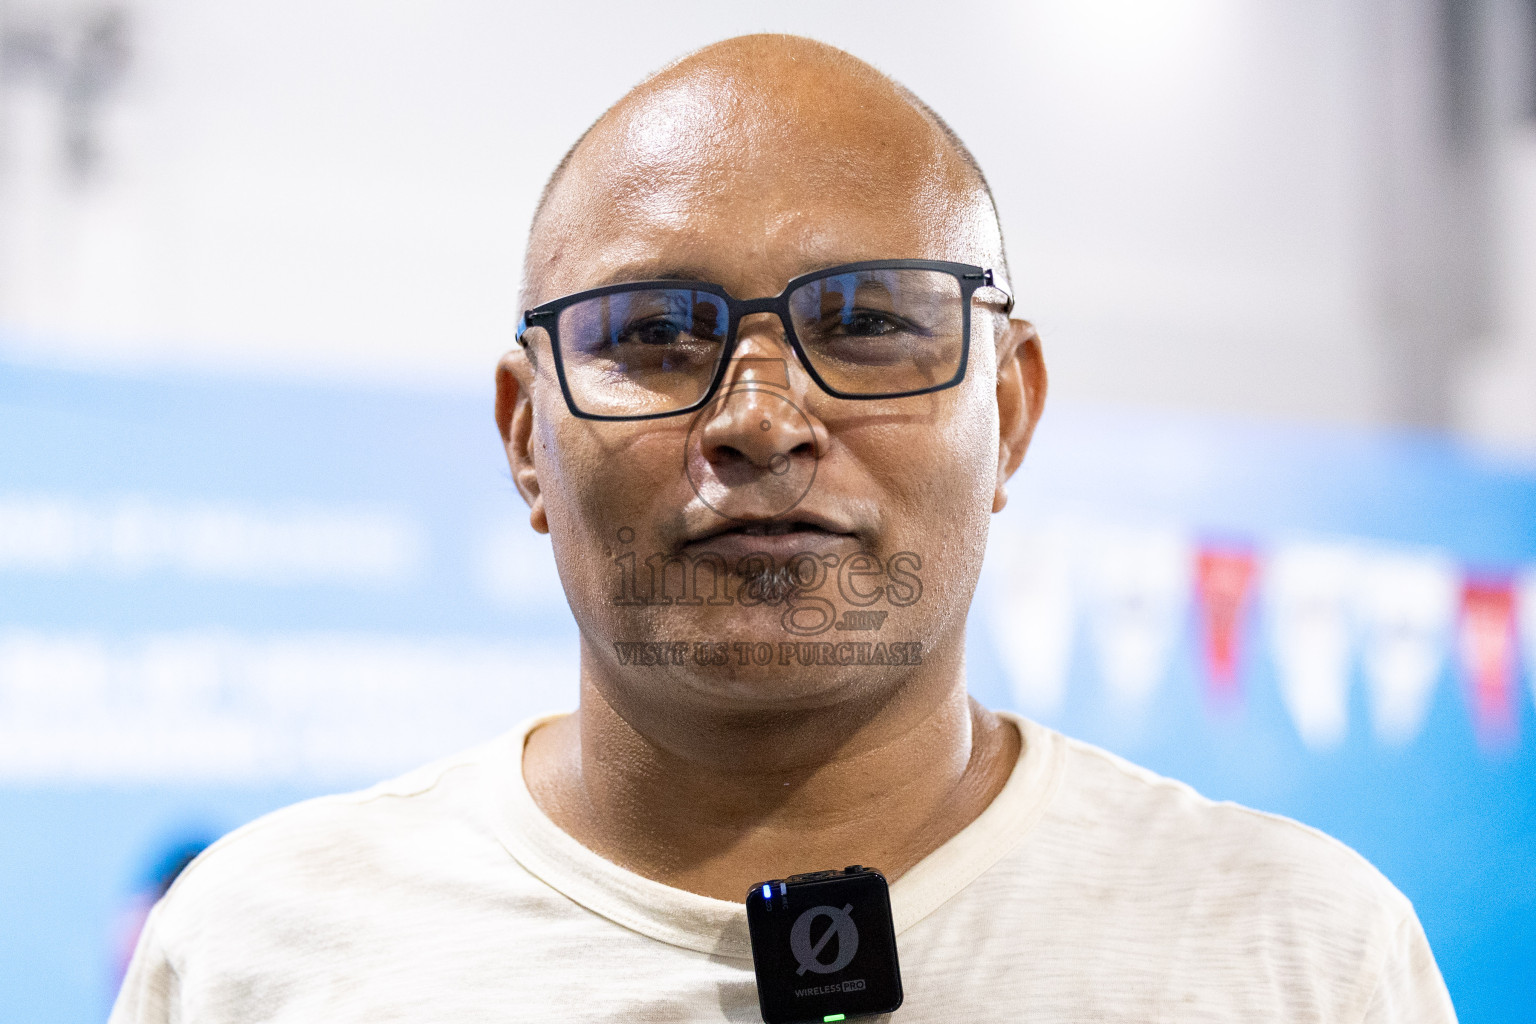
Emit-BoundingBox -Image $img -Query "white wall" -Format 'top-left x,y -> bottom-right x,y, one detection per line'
0,0 -> 1529,445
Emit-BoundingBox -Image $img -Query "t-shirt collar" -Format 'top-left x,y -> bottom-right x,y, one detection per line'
486,710 -> 1065,960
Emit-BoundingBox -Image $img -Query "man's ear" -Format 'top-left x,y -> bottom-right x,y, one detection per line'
495,348 -> 549,534
993,318 -> 1047,514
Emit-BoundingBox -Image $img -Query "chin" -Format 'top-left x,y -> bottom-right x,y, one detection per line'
671,659 -> 908,715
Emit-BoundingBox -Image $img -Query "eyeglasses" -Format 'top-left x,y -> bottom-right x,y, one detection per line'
515,259 -> 1013,421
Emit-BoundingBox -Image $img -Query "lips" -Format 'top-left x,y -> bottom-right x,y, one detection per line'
680,512 -> 862,562
730,520 -> 835,537
685,512 -> 856,546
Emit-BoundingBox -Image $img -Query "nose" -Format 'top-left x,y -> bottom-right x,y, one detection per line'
698,328 -> 827,472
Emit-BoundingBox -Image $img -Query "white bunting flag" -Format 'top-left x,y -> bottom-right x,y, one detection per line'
1080,523 -> 1192,708
987,519 -> 1077,715
1355,548 -> 1460,745
1522,569 -> 1536,713
1266,542 -> 1360,749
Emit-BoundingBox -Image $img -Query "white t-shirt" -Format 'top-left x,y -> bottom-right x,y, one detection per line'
110,712 -> 1456,1023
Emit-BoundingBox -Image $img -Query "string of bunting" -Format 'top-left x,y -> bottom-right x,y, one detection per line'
986,520 -> 1536,750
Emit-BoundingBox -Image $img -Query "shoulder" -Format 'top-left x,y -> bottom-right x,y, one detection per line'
949,721 -> 1454,1020
111,719 -> 604,1021
996,727 -> 1451,1018
150,733 -> 516,951
1067,735 -> 1401,881
1050,733 -> 1406,914
1032,727 -> 1416,945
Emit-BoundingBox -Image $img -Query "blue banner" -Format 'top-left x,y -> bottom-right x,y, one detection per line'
1,360 -> 1532,1021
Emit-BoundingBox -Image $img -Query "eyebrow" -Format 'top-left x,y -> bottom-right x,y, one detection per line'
580,255 -> 898,295
585,264 -> 723,290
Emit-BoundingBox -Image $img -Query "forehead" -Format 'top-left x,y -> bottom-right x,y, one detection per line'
528,72 -> 999,303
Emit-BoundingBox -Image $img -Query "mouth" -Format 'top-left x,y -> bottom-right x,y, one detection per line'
685,513 -> 857,547
729,520 -> 838,538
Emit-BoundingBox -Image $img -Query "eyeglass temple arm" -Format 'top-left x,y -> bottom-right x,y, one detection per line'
516,309 -> 550,347
977,268 -> 1015,316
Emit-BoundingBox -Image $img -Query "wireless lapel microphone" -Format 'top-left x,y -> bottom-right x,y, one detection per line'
745,866 -> 903,1024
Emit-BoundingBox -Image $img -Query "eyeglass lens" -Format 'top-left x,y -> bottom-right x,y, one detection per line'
787,268 -> 963,397
550,268 -> 965,418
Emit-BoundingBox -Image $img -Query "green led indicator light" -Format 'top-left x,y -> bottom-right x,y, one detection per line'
823,1016 -> 846,1022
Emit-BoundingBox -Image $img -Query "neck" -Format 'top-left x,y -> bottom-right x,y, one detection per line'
522,636 -> 1020,901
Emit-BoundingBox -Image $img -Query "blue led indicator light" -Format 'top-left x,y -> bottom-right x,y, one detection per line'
762,884 -> 772,901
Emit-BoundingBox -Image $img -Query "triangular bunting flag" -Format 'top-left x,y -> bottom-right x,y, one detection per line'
1459,579 -> 1519,746
987,520 -> 1076,715
1266,542 -> 1359,749
1081,523 -> 1192,707
1519,569 -> 1536,714
1195,546 -> 1258,702
1356,549 -> 1458,745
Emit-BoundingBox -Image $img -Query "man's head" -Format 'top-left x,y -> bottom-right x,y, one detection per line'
497,34 -> 1045,735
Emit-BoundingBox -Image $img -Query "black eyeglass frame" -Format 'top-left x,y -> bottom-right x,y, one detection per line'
515,259 -> 1014,422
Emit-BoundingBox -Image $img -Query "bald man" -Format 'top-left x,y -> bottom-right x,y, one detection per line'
112,36 -> 1455,1024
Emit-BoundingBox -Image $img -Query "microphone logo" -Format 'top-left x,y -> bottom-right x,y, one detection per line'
789,903 -> 859,976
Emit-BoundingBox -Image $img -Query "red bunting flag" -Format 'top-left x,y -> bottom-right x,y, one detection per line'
1459,580 -> 1519,746
1196,546 -> 1258,703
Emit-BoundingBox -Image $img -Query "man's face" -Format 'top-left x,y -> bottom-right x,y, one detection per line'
505,64 -> 1027,719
